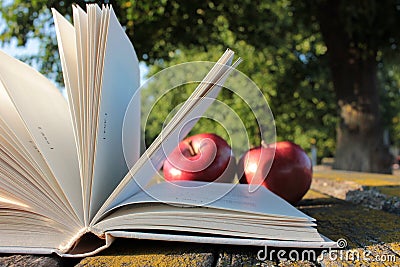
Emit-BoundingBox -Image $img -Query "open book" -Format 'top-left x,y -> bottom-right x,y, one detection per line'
0,4 -> 335,257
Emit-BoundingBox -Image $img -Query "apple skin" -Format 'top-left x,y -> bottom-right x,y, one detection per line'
238,141 -> 312,204
163,133 -> 236,183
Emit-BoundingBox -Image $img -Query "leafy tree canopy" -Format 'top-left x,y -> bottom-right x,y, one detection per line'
0,0 -> 398,163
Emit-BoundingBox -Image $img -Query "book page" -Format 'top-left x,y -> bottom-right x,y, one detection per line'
107,230 -> 335,249
0,89 -> 82,228
98,218 -> 321,242
106,182 -> 313,221
89,6 -> 140,220
0,50 -> 83,222
0,131 -> 73,222
52,8 -> 82,158
95,197 -> 321,243
0,208 -> 74,252
72,5 -> 90,223
101,203 -> 316,226
91,50 -> 237,224
86,5 -> 103,206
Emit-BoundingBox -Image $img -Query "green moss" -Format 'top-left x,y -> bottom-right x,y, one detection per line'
76,240 -> 215,267
300,199 -> 400,247
313,170 -> 400,187
376,186 -> 400,197
302,189 -> 330,200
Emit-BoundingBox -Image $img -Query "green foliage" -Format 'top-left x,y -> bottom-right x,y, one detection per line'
138,1 -> 338,160
0,0 -> 73,83
378,60 -> 400,146
0,0 -> 398,162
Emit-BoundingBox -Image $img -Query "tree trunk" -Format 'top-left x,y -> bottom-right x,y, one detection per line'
316,0 -> 392,173
332,58 -> 392,173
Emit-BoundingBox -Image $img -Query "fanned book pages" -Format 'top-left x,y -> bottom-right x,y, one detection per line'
0,4 -> 335,257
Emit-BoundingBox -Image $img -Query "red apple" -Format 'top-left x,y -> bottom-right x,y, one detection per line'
238,141 -> 312,204
163,133 -> 236,183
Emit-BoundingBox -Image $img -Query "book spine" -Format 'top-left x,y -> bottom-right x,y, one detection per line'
57,227 -> 88,254
56,232 -> 115,258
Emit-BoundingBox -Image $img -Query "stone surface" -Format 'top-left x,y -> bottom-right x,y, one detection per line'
72,195 -> 399,266
310,176 -> 362,200
312,170 -> 400,190
298,196 -> 400,266
215,246 -> 273,267
0,254 -> 65,267
75,239 -> 216,267
311,169 -> 400,215
1,170 -> 399,266
346,186 -> 400,214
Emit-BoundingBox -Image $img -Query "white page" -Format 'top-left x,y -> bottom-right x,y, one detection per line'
97,203 -> 316,227
87,4 -> 102,122
73,6 -> 91,203
87,4 -> 103,181
73,5 -> 90,223
52,9 -> 82,158
96,204 -> 320,242
0,129 -> 81,229
91,51 -> 236,224
108,230 -> 335,249
109,182 -> 313,221
0,209 -> 74,250
86,5 -> 106,213
73,4 -> 88,101
92,53 -> 236,224
89,7 -> 140,219
0,129 -> 57,204
0,82 -> 72,204
72,5 -> 88,165
0,85 -> 47,175
0,79 -> 81,227
98,219 -> 321,242
53,9 -> 88,225
96,199 -> 321,242
0,50 -> 83,222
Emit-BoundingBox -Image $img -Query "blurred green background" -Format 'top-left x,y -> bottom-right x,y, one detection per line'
0,0 -> 399,173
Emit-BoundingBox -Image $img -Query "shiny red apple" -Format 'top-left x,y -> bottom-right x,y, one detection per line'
163,133 -> 236,183
239,141 -> 312,204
